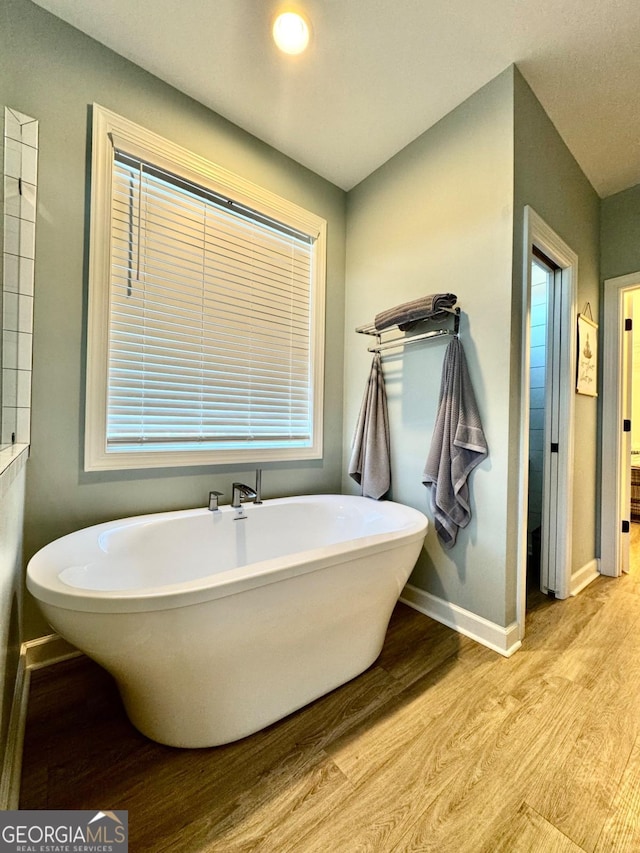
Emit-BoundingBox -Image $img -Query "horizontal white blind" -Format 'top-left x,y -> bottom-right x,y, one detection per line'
107,152 -> 315,451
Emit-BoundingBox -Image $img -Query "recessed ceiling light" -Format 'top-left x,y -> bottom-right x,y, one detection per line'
272,11 -> 310,55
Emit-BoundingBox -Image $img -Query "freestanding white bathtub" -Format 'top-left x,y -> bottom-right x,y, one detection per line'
27,494 -> 427,748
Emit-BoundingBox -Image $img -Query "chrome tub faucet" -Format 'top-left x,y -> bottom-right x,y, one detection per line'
231,482 -> 258,509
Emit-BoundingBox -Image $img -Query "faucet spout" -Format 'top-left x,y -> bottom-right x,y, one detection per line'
231,482 -> 258,509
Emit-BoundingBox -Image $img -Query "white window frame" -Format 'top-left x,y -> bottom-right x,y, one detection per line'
85,105 -> 326,471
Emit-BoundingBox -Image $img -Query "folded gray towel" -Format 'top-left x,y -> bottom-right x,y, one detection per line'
422,339 -> 488,548
348,352 -> 391,500
375,293 -> 457,332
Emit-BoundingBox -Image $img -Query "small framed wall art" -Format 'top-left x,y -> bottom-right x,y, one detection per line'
576,304 -> 597,397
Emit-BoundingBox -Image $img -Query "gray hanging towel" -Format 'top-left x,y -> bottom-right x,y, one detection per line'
348,352 -> 391,500
423,338 -> 488,548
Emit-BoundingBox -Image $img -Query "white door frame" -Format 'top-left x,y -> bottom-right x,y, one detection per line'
517,207 -> 577,639
601,271 -> 640,576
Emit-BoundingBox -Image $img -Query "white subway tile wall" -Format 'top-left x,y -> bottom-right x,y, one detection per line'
2,107 -> 38,447
528,264 -> 548,533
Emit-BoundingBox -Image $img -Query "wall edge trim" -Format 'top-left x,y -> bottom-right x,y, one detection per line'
0,648 -> 29,810
400,584 -> 521,658
0,635 -> 82,808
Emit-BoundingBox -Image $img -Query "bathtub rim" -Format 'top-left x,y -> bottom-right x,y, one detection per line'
27,494 -> 428,615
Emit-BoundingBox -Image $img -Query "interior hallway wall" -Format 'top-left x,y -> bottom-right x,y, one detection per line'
1,0 -> 347,640
343,69 -> 515,628
601,183 -> 640,281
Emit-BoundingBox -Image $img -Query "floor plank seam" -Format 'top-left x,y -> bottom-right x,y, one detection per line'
523,802 -> 590,852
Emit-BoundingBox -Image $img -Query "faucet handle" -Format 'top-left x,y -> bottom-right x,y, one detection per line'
208,490 -> 223,511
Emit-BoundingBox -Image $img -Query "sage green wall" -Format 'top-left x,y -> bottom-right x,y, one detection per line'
342,69 -> 515,627
601,184 -> 640,280
0,0 -> 604,650
1,0 -> 347,639
513,69 -> 600,580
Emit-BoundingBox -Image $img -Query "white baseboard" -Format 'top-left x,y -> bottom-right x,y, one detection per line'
0,634 -> 81,809
570,558 -> 600,596
400,584 -> 522,658
23,633 -> 81,671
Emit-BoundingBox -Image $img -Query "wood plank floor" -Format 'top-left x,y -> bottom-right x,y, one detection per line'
20,534 -> 640,852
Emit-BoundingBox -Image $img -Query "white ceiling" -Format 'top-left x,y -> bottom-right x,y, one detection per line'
32,0 -> 640,197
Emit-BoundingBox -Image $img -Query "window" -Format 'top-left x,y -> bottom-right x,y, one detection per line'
85,106 -> 326,470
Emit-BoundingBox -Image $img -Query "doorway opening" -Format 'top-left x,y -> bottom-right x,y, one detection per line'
628,291 -> 640,572
601,273 -> 640,577
517,207 -> 577,640
527,248 -> 560,602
